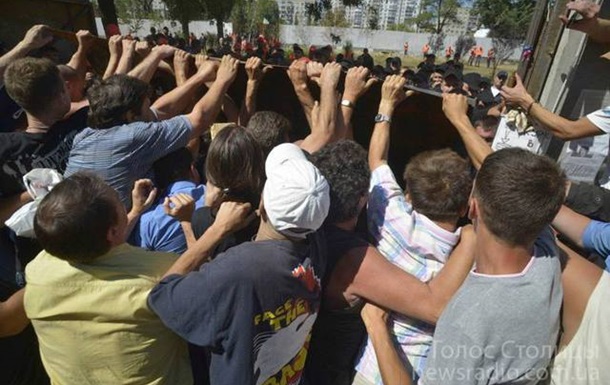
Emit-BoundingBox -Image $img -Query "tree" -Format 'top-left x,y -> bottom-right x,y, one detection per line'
368,7 -> 379,30
202,0 -> 237,40
115,0 -> 157,35
475,0 -> 535,64
162,0 -> 205,37
454,34 -> 476,56
321,8 -> 350,28
413,0 -> 462,34
388,23 -> 415,32
232,0 -> 280,39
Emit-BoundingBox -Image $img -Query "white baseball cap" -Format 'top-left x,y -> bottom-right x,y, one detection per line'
263,143 -> 330,239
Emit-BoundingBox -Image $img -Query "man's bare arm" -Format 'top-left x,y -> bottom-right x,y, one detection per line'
125,179 -> 157,240
240,57 -> 270,126
103,35 -> 123,79
344,226 -> 475,324
163,201 -> 252,278
184,55 -> 239,138
368,75 -> 409,171
442,93 -> 492,169
500,75 -> 602,140
340,66 -> 376,140
299,62 -> 342,154
66,30 -> 95,82
558,241 -> 603,348
128,45 -> 176,83
559,0 -> 610,44
152,56 -> 218,121
115,39 -> 137,75
0,25 -> 52,85
287,60 -> 316,128
361,304 -> 413,385
0,289 -> 29,337
552,205 -> 592,249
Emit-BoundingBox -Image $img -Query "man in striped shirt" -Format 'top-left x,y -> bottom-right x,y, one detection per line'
354,75 -> 473,384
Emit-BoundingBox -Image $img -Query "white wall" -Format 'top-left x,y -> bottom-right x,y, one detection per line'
280,25 -> 523,60
94,18 -> 521,60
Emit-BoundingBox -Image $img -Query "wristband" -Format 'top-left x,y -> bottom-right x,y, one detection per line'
341,99 -> 355,108
526,100 -> 537,114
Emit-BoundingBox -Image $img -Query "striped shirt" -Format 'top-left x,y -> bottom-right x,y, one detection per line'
65,115 -> 192,207
356,164 -> 460,382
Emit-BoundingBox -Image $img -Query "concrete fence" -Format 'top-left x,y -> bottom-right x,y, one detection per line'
95,18 -> 522,60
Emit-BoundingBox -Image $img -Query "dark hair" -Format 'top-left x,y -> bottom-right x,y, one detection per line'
86,74 -> 150,129
404,149 -> 473,223
474,115 -> 499,132
311,140 -> 370,223
4,57 -> 65,116
205,125 -> 265,207
34,173 -> 120,262
247,111 -> 292,157
474,148 -> 566,246
153,147 -> 194,190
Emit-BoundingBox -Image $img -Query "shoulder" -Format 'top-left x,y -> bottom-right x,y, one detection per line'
585,107 -> 610,133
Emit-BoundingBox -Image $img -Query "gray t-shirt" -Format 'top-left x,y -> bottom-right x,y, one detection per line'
421,228 -> 562,385
65,115 -> 192,206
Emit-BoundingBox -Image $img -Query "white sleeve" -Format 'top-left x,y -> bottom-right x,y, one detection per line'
586,107 -> 610,134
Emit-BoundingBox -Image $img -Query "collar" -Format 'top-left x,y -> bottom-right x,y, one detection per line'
167,180 -> 198,194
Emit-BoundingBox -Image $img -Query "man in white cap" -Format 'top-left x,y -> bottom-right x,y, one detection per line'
148,143 -> 330,385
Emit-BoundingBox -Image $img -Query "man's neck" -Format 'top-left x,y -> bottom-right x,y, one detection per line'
432,220 -> 457,233
26,112 -> 58,133
255,221 -> 290,242
333,217 -> 358,232
474,224 -> 533,275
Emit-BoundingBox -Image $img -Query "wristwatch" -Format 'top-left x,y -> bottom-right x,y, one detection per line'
341,99 -> 355,108
374,113 -> 392,124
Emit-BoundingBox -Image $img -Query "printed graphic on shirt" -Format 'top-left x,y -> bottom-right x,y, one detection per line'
252,262 -> 321,385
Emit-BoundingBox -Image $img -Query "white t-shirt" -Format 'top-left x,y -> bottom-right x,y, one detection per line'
586,107 -> 610,134
550,272 -> 610,384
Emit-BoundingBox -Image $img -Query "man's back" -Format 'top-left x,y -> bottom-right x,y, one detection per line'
133,180 -> 205,254
148,236 -> 326,385
65,116 -> 192,206
421,229 -> 562,385
24,244 -> 192,385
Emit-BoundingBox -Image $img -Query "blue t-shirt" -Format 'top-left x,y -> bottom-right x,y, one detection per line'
582,220 -> 610,271
132,180 -> 205,254
65,115 -> 192,207
148,234 -> 326,385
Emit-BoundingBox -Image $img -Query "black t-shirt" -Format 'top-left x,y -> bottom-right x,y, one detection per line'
304,225 -> 370,385
0,86 -> 25,133
148,234 -> 327,385
191,206 -> 259,256
0,106 -> 88,196
0,107 -> 88,288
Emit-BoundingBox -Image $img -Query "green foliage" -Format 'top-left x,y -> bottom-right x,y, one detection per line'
454,34 -> 476,56
306,0 -> 362,22
114,0 -> 159,34
161,0 -> 206,37
388,22 -> 416,32
320,8 -> 350,28
232,0 -> 280,38
416,0 -> 462,34
368,7 -> 379,30
474,0 -> 535,64
474,0 -> 535,41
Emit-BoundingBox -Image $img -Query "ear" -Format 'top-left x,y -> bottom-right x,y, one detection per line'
125,110 -> 136,123
106,223 -> 124,246
190,164 -> 200,184
404,192 -> 412,204
468,197 -> 478,222
258,198 -> 268,222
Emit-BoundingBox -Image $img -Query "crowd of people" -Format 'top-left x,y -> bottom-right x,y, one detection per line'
0,0 -> 609,384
